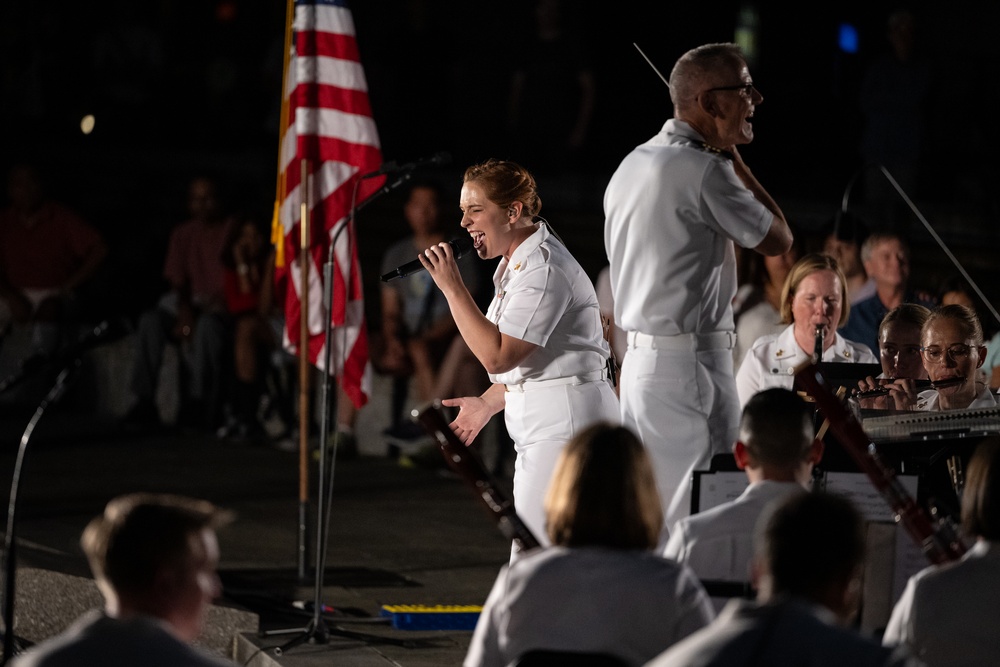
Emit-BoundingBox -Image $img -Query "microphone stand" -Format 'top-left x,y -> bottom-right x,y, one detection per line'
1,356 -> 83,665
263,172 -> 411,655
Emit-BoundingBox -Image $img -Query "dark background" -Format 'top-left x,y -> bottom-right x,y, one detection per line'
2,0 -> 998,327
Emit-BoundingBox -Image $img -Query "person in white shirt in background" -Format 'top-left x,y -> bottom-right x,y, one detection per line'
736,253 -> 876,408
913,304 -> 995,411
648,492 -> 923,667
884,436 -> 1000,666
665,387 -> 822,610
855,303 -> 931,411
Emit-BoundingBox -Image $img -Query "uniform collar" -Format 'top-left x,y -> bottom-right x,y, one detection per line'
770,325 -> 858,362
499,224 -> 546,276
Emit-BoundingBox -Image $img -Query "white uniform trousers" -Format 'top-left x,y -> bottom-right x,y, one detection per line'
503,379 -> 620,555
620,340 -> 740,536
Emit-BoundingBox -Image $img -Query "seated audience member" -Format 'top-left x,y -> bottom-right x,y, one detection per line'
665,388 -> 821,609
822,212 -> 875,305
913,304 -> 994,411
736,253 -> 876,407
216,215 -> 278,442
838,232 -> 935,356
856,303 -> 931,410
124,177 -> 236,430
378,181 -> 485,442
883,437 -> 1000,666
0,163 -> 108,366
465,423 -> 714,667
984,328 -> 1000,391
12,493 -> 235,667
647,492 -> 922,667
732,227 -> 803,371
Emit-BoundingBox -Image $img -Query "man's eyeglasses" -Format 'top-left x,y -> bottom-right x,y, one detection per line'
920,344 -> 974,364
706,83 -> 757,95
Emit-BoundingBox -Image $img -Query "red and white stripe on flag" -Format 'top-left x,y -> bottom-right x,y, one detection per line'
274,0 -> 384,409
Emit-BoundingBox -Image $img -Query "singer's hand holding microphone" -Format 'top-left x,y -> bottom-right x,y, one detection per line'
380,235 -> 474,282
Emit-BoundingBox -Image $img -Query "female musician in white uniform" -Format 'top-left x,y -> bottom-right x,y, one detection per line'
736,253 -> 876,407
884,437 -> 1000,665
855,303 -> 930,410
419,159 -> 619,551
464,423 -> 713,666
912,304 -> 996,411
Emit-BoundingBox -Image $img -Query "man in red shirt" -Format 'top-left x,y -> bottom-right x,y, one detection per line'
0,163 -> 108,377
124,177 -> 234,429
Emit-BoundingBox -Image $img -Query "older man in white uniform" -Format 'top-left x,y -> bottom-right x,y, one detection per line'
604,43 -> 792,530
665,388 -> 822,610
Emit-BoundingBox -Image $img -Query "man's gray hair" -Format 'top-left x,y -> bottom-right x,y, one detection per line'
668,43 -> 745,112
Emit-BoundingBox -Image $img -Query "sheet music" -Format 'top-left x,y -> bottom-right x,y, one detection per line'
695,472 -> 750,513
822,472 -> 919,522
893,524 -> 930,604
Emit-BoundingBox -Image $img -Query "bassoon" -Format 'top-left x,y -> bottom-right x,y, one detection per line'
413,402 -> 541,552
794,361 -> 966,564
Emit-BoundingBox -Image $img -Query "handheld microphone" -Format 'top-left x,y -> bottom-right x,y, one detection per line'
363,151 -> 451,179
380,236 -> 475,282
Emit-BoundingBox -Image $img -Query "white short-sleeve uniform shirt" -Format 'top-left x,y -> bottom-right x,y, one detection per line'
736,325 -> 877,407
485,223 -> 619,549
603,119 -> 773,532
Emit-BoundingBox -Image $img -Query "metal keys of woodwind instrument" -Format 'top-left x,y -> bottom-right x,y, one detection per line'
854,376 -> 966,400
813,324 -> 825,363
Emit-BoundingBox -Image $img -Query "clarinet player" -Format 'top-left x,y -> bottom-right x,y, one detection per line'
736,253 -> 876,407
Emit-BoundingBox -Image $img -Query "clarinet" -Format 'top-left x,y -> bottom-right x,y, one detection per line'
794,361 -> 966,565
814,324 -> 825,363
413,402 -> 541,552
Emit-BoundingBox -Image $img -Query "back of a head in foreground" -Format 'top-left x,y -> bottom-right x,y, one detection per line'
81,493 -> 232,602
740,388 -> 816,468
545,422 -> 662,550
963,436 -> 1000,541
755,492 -> 864,610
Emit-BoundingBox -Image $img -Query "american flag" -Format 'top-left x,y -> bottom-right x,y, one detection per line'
273,0 -> 384,408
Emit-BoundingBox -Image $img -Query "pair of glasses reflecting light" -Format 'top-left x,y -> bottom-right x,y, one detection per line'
920,344 -> 973,363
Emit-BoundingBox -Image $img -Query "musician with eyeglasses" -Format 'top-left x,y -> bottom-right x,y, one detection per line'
855,303 -> 930,410
604,42 -> 793,532
912,304 -> 995,411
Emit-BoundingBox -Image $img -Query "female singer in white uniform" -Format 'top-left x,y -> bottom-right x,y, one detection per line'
419,159 -> 619,551
736,253 -> 876,407
912,304 -> 996,411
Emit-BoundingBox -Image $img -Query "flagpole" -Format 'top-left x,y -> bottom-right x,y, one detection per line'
298,159 -> 311,581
